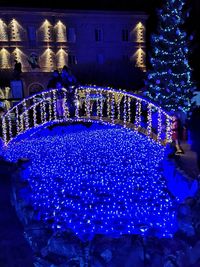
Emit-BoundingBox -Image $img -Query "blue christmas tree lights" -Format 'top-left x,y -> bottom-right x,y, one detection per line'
145,0 -> 196,113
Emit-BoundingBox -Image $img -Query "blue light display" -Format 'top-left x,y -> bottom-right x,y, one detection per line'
4,123 -> 178,241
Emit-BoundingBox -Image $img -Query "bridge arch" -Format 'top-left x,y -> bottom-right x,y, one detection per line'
1,85 -> 173,145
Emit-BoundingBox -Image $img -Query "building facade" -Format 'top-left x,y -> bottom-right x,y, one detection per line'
0,7 -> 148,108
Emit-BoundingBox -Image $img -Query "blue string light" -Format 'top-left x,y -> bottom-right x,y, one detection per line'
5,124 -> 178,241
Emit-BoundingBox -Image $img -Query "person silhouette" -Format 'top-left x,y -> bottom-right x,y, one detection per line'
13,59 -> 22,80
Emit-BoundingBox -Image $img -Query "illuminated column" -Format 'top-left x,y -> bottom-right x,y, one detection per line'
136,22 -> 145,43
56,48 -> 67,69
39,19 -> 53,42
132,22 -> 146,71
134,46 -> 146,71
0,19 -> 8,41
12,48 -> 27,71
0,48 -> 11,69
55,20 -> 67,42
40,48 -> 55,72
9,19 -> 22,41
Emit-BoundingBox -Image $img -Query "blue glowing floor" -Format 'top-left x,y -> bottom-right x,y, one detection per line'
4,123 -> 177,240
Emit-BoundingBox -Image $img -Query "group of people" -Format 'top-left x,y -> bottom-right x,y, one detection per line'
47,66 -> 78,118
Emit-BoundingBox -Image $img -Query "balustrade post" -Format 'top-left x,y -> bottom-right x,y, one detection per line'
15,106 -> 20,134
2,116 -> 7,144
166,116 -> 172,143
75,88 -> 79,119
127,97 -> 131,123
123,95 -> 127,126
157,109 -> 162,143
86,89 -> 90,118
135,99 -> 141,129
53,90 -> 57,120
147,103 -> 152,136
111,92 -> 115,123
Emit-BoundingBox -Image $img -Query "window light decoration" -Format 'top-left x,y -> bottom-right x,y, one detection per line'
56,48 -> 68,69
54,20 -> 67,43
39,19 -> 53,42
0,19 -> 8,41
9,18 -> 24,41
0,48 -> 11,69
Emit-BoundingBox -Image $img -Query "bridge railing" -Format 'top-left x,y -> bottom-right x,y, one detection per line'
1,85 -> 173,145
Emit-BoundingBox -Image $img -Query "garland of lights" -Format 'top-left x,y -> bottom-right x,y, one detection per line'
15,106 -> 20,134
123,95 -> 127,126
111,92 -> 115,123
157,109 -> 162,142
147,103 -> 152,136
75,89 -> 79,119
2,86 -> 173,146
53,90 -> 57,120
117,94 -> 121,120
2,116 -> 7,144
135,99 -> 141,129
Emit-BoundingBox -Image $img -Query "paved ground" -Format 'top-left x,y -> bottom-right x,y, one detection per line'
0,161 -> 34,267
174,141 -> 200,180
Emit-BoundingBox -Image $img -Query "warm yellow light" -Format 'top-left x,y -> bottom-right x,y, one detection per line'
9,18 -> 24,41
132,46 -> 146,71
54,20 -> 66,42
0,48 -> 11,68
131,21 -> 145,43
56,48 -> 68,69
39,19 -> 53,42
12,47 -> 27,70
40,48 -> 55,71
0,19 -> 8,41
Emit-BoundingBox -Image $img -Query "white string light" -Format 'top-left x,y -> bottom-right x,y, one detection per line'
1,86 -> 173,146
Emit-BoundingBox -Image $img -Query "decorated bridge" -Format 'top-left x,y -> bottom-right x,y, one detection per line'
1,85 -> 173,145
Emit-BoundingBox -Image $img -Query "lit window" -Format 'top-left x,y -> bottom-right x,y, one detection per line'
67,28 -> 76,43
95,28 -> 103,42
122,29 -> 129,42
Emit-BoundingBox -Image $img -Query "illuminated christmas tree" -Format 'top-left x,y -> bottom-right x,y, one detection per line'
145,0 -> 196,114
